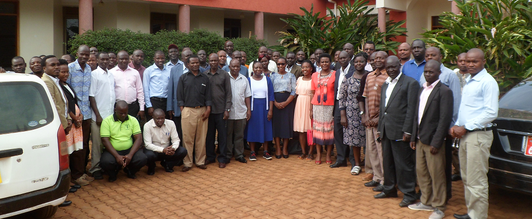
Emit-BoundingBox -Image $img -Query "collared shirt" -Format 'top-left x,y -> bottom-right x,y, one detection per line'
402,59 -> 426,82
453,68 -> 470,91
143,64 -> 171,108
100,114 -> 142,151
200,65 -> 210,73
90,66 -> 116,121
337,63 -> 351,100
286,65 -> 293,73
67,59 -> 92,120
177,71 -> 212,107
362,69 -> 388,120
248,60 -> 278,73
384,73 -> 402,107
128,62 -> 146,81
166,60 -> 183,69
270,72 -> 296,96
420,64 -> 461,125
418,79 -> 440,124
206,69 -> 232,114
226,54 -> 232,66
111,66 -> 145,111
455,69 -> 499,130
365,62 -> 373,72
143,119 -> 180,152
228,72 -> 252,120
222,65 -> 249,78
48,74 -> 68,118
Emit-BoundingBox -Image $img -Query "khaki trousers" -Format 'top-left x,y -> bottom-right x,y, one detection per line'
181,107 -> 208,167
89,120 -> 103,173
416,140 -> 447,211
366,126 -> 383,183
459,130 -> 492,219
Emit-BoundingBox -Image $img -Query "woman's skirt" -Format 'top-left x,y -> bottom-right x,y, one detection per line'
66,105 -> 83,154
272,92 -> 294,138
245,98 -> 273,143
312,105 -> 334,146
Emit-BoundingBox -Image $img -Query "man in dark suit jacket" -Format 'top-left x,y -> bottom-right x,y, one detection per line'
374,56 -> 420,207
166,57 -> 185,143
330,51 -> 356,168
407,60 -> 453,218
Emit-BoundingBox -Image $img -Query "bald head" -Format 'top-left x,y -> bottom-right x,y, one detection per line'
466,48 -> 486,75
153,108 -> 165,117
209,53 -> 219,70
182,50 -> 193,62
398,42 -> 411,62
115,100 -> 128,110
373,51 -> 388,70
77,45 -> 90,66
425,47 -> 442,62
339,51 -> 349,68
424,60 -> 442,84
385,56 -> 401,79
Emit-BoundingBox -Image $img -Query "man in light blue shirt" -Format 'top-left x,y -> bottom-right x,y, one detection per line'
222,51 -> 248,78
144,50 -> 171,121
450,48 -> 498,219
402,39 -> 426,82
166,44 -> 184,69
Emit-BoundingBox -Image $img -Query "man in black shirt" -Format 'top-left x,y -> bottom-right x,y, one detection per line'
177,55 -> 212,172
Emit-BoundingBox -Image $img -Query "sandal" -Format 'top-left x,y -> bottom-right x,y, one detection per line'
306,154 -> 314,160
298,154 -> 307,160
351,166 -> 361,175
315,160 -> 322,165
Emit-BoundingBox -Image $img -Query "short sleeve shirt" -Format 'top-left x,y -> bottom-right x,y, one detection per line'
100,114 -> 142,151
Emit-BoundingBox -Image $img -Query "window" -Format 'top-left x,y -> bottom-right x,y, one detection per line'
431,16 -> 444,30
63,7 -> 79,54
224,18 -> 241,38
0,1 -> 18,70
0,82 -> 54,134
151,13 -> 176,33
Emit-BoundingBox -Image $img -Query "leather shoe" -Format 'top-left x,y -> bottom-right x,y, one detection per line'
92,171 -> 103,180
124,168 -> 137,179
69,187 -> 78,193
236,157 -> 247,163
374,192 -> 398,199
452,174 -> 462,181
182,167 -> 191,172
59,201 -> 72,207
329,162 -> 347,168
164,165 -> 174,173
205,160 -> 215,165
219,163 -> 226,168
364,180 -> 380,187
71,184 -> 81,189
399,199 -> 415,207
373,184 -> 384,192
108,175 -> 117,182
453,214 -> 471,219
197,165 -> 207,169
147,167 -> 155,175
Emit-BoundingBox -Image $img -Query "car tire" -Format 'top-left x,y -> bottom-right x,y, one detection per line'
31,205 -> 58,219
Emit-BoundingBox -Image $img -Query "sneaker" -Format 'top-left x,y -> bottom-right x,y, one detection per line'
408,202 -> 434,211
429,209 -> 444,219
74,176 -> 90,186
81,173 -> 94,182
351,166 -> 361,175
249,151 -> 257,161
263,151 -> 272,160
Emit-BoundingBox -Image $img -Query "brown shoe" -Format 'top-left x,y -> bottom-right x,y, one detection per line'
205,160 -> 215,165
363,173 -> 374,181
74,177 -> 90,186
197,164 -> 207,169
219,163 -> 226,168
81,174 -> 94,182
182,167 -> 192,172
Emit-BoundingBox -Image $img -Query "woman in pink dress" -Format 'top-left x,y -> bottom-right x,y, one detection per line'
294,60 -> 315,160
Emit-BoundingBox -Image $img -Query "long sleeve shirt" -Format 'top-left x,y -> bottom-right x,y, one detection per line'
143,119 -> 181,152
206,69 -> 232,114
143,64 -> 171,108
455,69 -> 499,130
420,64 -> 461,125
111,66 -> 145,111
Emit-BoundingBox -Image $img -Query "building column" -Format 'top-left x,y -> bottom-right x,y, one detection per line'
79,0 -> 93,34
378,8 -> 386,33
451,1 -> 460,14
254,12 -> 264,40
179,5 -> 190,33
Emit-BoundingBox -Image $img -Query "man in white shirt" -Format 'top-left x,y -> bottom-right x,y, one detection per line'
88,52 -> 116,179
227,59 -> 251,163
144,109 -> 187,175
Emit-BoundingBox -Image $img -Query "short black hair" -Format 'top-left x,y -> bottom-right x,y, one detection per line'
318,53 -> 332,63
97,52 -> 109,59
187,54 -> 199,63
364,41 -> 375,47
412,39 -> 426,47
154,50 -> 165,56
12,56 -> 25,63
301,60 -> 316,73
287,52 -> 295,56
58,59 -> 68,66
354,52 -> 368,62
41,55 -> 56,67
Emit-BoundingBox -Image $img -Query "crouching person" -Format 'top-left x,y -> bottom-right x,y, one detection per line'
144,109 -> 187,175
100,100 -> 147,182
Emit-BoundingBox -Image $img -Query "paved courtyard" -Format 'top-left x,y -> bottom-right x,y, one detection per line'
20,152 -> 532,218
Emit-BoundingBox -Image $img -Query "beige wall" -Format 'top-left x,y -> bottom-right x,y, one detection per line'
190,8 -> 224,35
405,0 -> 451,43
94,0 -> 118,30
264,13 -> 289,46
116,1 -> 150,33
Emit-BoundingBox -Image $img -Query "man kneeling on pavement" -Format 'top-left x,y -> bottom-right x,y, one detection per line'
100,100 -> 147,182
144,108 -> 187,175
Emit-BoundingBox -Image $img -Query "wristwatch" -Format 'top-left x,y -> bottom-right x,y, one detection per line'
360,111 -> 365,115
226,109 -> 231,112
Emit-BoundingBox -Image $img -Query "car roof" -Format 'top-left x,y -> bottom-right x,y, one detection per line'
0,73 -> 46,84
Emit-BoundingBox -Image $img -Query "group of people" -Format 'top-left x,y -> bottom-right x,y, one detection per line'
5,38 -> 497,219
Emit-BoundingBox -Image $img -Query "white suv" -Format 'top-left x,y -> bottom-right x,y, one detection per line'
0,73 -> 70,218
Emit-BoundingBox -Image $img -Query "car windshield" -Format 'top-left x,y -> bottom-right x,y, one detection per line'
0,82 -> 54,134
499,77 -> 532,120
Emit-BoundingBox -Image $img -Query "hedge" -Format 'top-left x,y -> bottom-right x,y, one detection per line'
67,28 -> 269,67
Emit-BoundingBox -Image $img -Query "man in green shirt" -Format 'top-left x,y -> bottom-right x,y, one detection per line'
100,100 -> 147,182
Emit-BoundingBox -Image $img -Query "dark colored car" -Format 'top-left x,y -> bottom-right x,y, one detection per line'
489,77 -> 532,195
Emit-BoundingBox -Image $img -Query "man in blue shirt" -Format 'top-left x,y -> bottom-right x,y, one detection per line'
222,51 -> 248,78
450,48 -> 498,219
144,51 -> 171,121
402,39 -> 426,82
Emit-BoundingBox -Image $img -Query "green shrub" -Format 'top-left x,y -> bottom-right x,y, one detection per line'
68,28 -> 268,67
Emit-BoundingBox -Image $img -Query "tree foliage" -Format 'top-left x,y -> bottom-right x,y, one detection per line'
277,0 -> 407,56
423,0 -> 532,92
68,28 -> 268,66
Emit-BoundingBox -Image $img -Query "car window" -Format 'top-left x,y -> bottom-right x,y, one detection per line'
499,78 -> 532,120
0,82 -> 54,134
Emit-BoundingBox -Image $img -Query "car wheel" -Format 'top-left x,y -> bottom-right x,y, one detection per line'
31,205 -> 58,219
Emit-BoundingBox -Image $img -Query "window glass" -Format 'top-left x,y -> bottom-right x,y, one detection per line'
499,78 -> 532,120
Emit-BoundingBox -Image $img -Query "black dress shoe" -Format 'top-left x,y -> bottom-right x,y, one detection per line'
374,192 -> 398,199
399,199 -> 415,207
123,168 -> 137,179
92,171 -> 103,180
275,155 -> 282,159
147,167 -> 155,175
364,180 -> 380,187
71,184 -> 81,189
373,184 -> 384,192
283,154 -> 289,158
453,214 -> 471,219
164,166 -> 174,173
108,175 -> 117,182
69,187 -> 78,193
59,201 -> 72,207
205,160 -> 215,165
329,162 -> 347,168
236,157 -> 247,163
182,167 -> 191,172
452,174 -> 462,181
